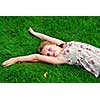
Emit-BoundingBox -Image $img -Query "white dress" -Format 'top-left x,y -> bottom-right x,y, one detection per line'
61,41 -> 100,77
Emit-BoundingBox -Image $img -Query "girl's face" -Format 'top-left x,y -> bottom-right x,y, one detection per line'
41,44 -> 62,57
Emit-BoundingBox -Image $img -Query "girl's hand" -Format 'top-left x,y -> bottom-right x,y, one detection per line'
2,58 -> 18,67
28,27 -> 36,35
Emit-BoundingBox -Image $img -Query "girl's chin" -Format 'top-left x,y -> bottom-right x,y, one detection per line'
54,52 -> 58,57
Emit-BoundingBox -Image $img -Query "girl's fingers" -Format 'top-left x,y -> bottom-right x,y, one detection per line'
2,58 -> 17,67
28,27 -> 32,32
2,61 -> 10,67
28,27 -> 35,34
2,61 -> 8,66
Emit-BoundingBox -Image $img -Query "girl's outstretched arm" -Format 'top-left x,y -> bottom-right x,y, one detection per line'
2,54 -> 65,67
2,54 -> 39,67
28,27 -> 65,45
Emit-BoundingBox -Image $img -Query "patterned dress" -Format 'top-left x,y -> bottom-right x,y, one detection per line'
61,41 -> 100,77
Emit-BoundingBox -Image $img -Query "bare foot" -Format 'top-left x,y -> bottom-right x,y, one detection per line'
2,58 -> 18,67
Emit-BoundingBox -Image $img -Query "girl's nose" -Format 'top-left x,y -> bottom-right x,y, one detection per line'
49,51 -> 54,56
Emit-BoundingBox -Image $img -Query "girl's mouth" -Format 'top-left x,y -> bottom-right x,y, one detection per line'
53,51 -> 56,57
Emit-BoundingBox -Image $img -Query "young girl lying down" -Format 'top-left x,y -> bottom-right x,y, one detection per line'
2,27 -> 100,77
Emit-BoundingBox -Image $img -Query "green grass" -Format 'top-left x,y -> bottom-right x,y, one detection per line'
0,16 -> 100,83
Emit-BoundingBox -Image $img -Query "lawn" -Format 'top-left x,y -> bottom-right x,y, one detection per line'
0,16 -> 100,83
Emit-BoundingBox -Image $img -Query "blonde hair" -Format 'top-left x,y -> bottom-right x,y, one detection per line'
38,41 -> 55,53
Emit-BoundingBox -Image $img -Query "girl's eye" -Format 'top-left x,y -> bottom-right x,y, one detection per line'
47,53 -> 50,56
48,48 -> 51,51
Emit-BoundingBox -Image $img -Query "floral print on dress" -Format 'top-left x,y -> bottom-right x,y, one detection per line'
61,41 -> 100,77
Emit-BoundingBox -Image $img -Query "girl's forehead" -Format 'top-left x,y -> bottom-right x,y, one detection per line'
41,45 -> 49,53
44,45 -> 52,49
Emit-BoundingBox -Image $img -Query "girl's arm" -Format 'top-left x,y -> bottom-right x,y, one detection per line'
33,54 -> 65,64
28,27 -> 65,45
2,54 -> 39,67
2,54 -> 65,67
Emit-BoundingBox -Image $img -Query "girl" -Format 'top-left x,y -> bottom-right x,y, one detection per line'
2,27 -> 100,77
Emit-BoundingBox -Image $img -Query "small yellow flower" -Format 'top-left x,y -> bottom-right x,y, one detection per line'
44,72 -> 48,78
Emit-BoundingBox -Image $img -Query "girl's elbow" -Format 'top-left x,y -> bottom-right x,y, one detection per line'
32,54 -> 40,61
